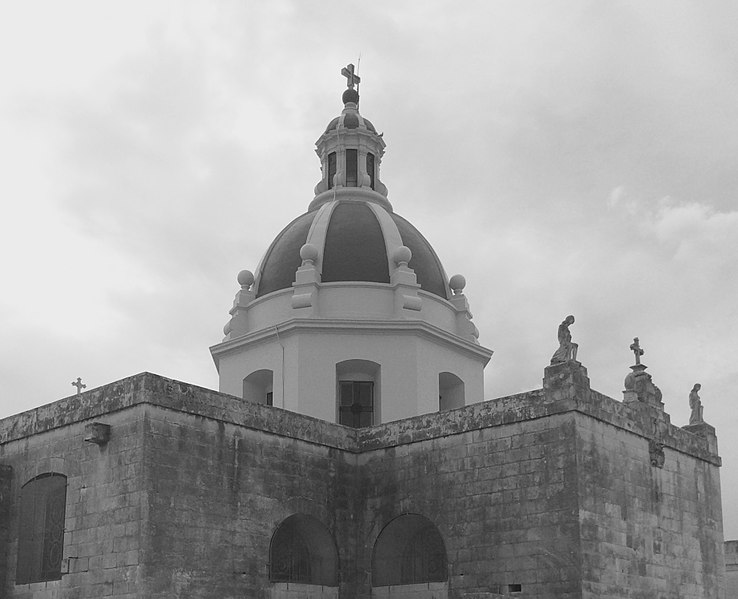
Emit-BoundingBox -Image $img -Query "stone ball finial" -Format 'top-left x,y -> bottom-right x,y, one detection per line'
393,245 -> 412,266
342,87 -> 359,105
237,270 -> 254,290
300,243 -> 319,263
449,274 -> 466,295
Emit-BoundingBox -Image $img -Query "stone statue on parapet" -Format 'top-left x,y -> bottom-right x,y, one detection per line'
550,315 -> 578,364
689,383 -> 703,425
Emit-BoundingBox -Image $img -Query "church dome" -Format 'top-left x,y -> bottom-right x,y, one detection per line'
253,63 -> 450,301
213,64 -> 489,424
255,201 -> 449,299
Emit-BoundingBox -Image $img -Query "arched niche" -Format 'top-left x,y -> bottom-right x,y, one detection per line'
336,359 -> 380,427
269,514 -> 338,586
439,372 -> 465,411
242,369 -> 273,405
372,513 -> 448,587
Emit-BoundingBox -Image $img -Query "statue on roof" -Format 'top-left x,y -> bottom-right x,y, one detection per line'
689,383 -> 703,425
550,315 -> 578,364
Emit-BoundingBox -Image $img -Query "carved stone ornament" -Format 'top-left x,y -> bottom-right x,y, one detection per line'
649,439 -> 665,468
84,422 -> 111,445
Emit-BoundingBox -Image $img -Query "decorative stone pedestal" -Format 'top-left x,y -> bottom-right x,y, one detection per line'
543,360 -> 590,401
623,363 -> 664,409
682,422 -> 719,455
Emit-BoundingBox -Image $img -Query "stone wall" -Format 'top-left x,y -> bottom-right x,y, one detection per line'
577,411 -> 724,598
0,464 -> 12,592
356,401 -> 582,598
0,397 -> 146,598
725,541 -> 738,598
0,373 -> 360,599
0,370 -> 726,598
140,399 -> 358,598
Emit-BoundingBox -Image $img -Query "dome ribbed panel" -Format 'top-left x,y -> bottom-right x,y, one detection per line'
391,213 -> 449,298
256,211 -> 317,298
324,117 -> 339,132
322,203 -> 390,284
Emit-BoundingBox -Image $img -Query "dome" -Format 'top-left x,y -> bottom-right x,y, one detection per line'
255,200 -> 449,299
323,112 -> 376,133
213,65 -> 489,421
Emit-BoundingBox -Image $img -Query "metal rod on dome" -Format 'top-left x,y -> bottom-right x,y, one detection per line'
356,53 -> 362,99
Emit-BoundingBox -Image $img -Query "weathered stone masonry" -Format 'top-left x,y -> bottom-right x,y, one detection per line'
0,367 -> 724,598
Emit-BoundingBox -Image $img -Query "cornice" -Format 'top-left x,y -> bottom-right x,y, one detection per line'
210,316 -> 493,363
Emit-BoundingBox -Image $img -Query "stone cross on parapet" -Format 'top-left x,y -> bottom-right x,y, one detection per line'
630,337 -> 644,365
72,377 -> 86,395
341,63 -> 361,89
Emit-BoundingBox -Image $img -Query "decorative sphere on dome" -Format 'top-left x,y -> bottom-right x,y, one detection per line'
393,246 -> 412,266
237,270 -> 255,289
300,243 -> 319,263
342,88 -> 359,105
449,274 -> 466,295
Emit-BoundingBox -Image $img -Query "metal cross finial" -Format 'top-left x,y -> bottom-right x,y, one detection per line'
341,63 -> 361,89
72,377 -> 86,395
630,337 -> 644,365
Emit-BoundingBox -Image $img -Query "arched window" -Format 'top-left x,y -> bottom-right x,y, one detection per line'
336,360 -> 380,428
372,514 -> 447,587
439,372 -> 465,411
366,152 -> 375,189
345,149 -> 358,187
269,514 -> 338,586
17,473 -> 67,584
327,152 -> 336,189
243,369 -> 273,405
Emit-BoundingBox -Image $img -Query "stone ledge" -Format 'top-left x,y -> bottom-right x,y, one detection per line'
0,372 -> 721,465
573,390 -> 720,466
0,372 -> 356,451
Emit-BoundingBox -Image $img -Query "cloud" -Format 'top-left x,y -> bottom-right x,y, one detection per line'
2,0 -> 738,538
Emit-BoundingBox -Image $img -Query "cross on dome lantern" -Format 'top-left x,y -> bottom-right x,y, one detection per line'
341,63 -> 360,89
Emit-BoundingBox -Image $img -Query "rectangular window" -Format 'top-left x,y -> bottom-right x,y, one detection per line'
366,153 -> 375,189
327,152 -> 336,189
338,381 -> 374,428
17,474 -> 67,584
345,149 -> 358,187
266,391 -> 273,407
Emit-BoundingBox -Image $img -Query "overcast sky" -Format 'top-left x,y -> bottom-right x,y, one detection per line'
1,1 -> 737,537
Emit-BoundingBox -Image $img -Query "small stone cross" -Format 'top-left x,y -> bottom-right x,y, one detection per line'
72,377 -> 86,395
630,337 -> 644,365
341,63 -> 361,89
